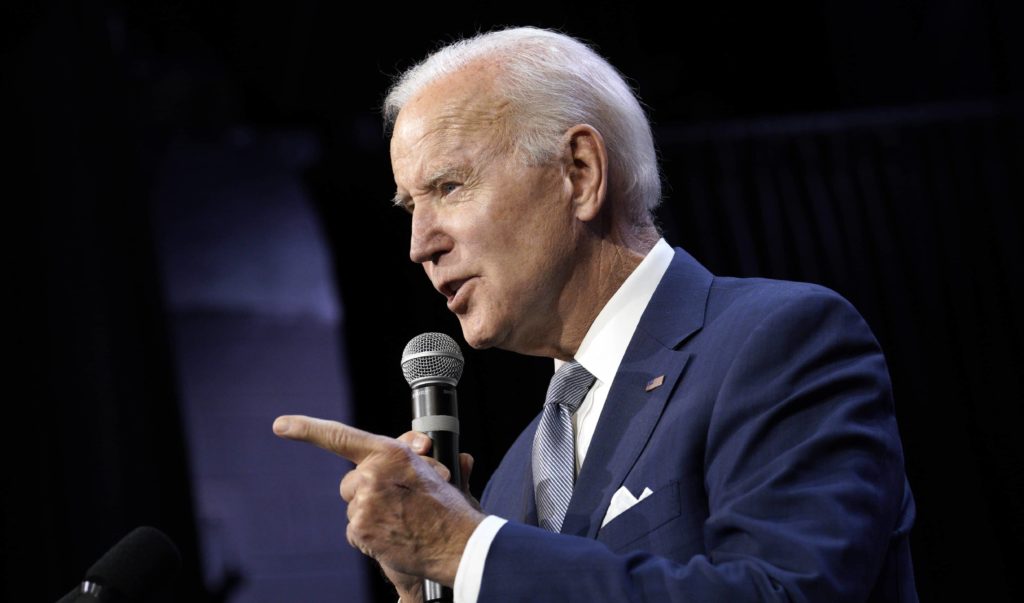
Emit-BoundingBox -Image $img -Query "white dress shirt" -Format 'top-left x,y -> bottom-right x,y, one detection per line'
452,239 -> 675,603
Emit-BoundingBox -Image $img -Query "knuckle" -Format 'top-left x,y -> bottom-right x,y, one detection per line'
346,523 -> 360,549
328,428 -> 351,453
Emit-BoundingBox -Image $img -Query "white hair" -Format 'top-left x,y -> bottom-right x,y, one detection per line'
383,27 -> 662,228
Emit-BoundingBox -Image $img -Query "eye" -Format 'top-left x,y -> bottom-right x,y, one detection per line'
439,182 -> 460,197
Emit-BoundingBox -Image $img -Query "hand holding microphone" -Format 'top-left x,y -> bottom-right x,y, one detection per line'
401,333 -> 477,501
272,332 -> 484,598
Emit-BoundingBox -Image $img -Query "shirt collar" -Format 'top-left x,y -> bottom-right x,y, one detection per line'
555,239 -> 674,383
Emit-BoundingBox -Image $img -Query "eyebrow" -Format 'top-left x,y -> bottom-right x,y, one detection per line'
390,163 -> 471,207
390,192 -> 408,208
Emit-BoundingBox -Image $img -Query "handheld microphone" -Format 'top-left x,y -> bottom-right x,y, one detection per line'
401,332 -> 464,603
57,526 -> 180,602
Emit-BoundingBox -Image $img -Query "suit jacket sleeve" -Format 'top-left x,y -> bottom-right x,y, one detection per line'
477,287 -> 914,603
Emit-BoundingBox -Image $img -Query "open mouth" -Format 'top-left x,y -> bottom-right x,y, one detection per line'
440,278 -> 468,301
442,277 -> 475,311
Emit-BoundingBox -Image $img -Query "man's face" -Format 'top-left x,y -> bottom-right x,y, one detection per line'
389,67 -> 580,354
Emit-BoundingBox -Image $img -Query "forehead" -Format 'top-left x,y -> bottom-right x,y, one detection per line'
390,67 -> 511,184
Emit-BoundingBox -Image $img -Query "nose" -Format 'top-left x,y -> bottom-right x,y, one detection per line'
409,202 -> 452,265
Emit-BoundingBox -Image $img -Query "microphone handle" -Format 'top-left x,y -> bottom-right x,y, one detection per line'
411,382 -> 460,603
411,383 -> 461,487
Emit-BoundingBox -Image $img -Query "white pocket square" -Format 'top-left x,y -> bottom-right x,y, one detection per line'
601,485 -> 654,527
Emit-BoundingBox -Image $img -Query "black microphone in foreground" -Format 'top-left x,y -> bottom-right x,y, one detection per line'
401,332 -> 464,603
56,526 -> 181,603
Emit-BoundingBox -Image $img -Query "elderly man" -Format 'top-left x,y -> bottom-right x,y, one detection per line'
274,27 -> 917,602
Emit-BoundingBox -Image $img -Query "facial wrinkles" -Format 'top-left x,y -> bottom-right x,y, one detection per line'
424,81 -> 514,154
393,65 -> 515,192
394,117 -> 491,200
393,134 -> 492,286
395,143 -> 481,212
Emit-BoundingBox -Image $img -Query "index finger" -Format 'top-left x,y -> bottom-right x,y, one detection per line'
273,414 -> 390,464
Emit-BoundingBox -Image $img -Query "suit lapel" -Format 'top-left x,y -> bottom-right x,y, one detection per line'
561,343 -> 690,538
560,248 -> 713,538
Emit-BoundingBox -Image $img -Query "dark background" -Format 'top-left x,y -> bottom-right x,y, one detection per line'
5,1 -> 1022,601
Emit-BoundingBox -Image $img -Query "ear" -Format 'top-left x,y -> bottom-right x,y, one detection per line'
563,125 -> 608,223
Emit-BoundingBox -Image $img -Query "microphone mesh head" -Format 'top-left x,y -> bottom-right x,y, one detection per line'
401,332 -> 464,387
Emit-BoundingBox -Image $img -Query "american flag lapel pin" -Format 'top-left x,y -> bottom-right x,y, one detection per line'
644,375 -> 665,392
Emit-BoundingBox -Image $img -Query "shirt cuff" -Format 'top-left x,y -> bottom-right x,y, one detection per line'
453,515 -> 507,603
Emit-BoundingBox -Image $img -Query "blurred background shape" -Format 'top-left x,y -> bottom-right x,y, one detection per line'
151,129 -> 367,601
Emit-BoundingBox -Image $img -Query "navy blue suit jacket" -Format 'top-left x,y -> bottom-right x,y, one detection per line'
479,248 -> 917,602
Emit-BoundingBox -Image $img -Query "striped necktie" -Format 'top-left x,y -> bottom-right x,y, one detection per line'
532,360 -> 595,532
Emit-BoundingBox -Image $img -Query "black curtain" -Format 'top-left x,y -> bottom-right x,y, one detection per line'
4,2 -> 209,601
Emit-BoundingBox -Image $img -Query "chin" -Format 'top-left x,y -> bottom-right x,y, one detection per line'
457,315 -> 503,350
459,328 -> 497,350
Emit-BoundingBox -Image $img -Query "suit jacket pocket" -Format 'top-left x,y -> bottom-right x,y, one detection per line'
596,481 -> 682,552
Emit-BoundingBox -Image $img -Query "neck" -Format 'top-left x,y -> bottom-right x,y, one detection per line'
533,228 -> 657,360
